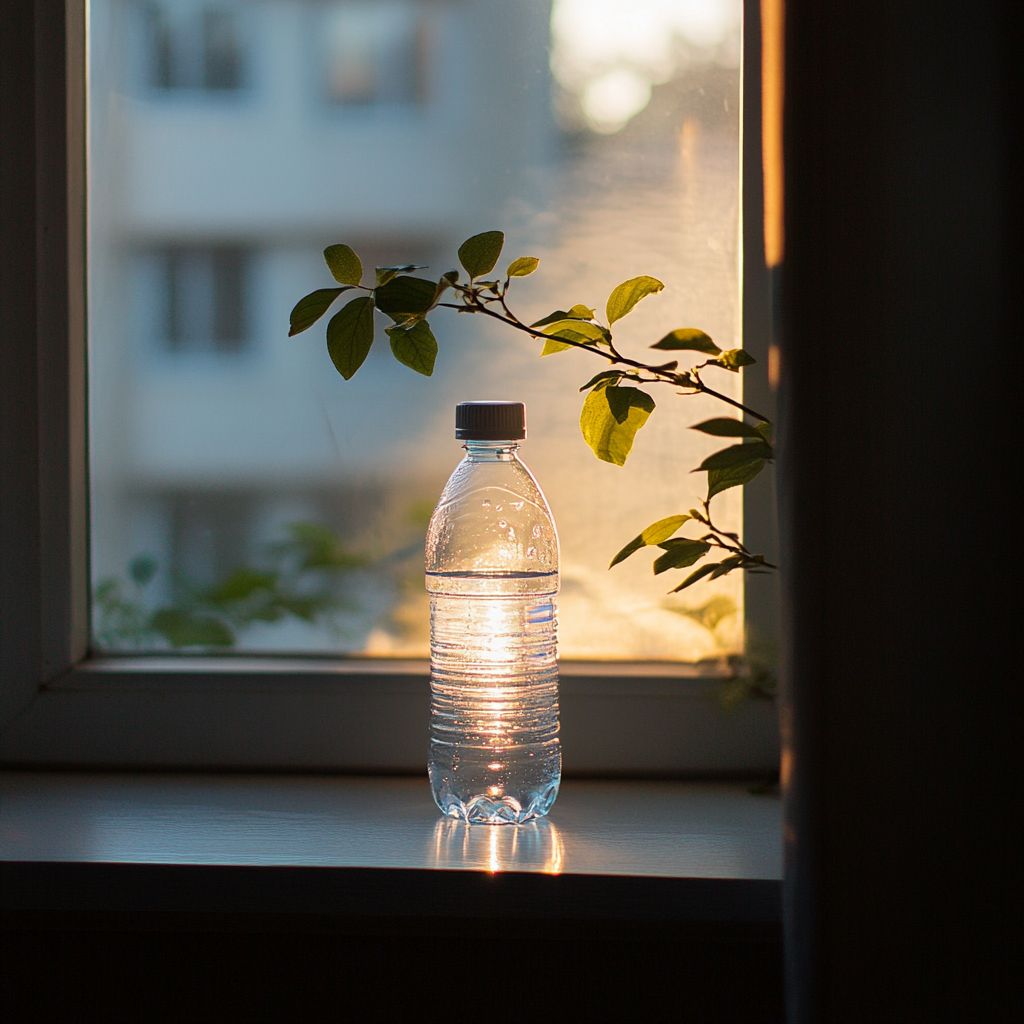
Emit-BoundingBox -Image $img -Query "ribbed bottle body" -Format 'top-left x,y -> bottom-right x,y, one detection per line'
428,571 -> 560,823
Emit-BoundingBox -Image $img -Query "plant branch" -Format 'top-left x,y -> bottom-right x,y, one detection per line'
440,286 -> 771,425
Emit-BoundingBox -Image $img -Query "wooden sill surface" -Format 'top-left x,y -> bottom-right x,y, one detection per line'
0,772 -> 781,923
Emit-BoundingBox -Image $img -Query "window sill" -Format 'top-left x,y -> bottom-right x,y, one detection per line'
1,772 -> 783,1020
1,771 -> 780,919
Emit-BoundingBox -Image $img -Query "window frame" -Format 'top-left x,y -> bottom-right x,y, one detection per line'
0,0 -> 777,774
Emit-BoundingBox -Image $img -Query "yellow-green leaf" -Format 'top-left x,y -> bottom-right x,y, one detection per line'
651,328 -> 720,354
506,256 -> 540,277
653,539 -> 711,575
386,320 -> 437,376
606,275 -> 664,325
458,230 -> 504,278
568,304 -> 596,319
541,319 -> 609,342
324,244 -> 362,286
715,348 -> 756,370
609,514 -> 691,568
579,385 -> 655,466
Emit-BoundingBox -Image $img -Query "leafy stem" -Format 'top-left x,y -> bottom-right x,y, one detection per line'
288,229 -> 777,597
442,285 -> 769,423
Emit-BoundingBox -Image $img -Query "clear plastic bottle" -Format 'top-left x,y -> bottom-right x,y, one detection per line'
426,401 -> 560,824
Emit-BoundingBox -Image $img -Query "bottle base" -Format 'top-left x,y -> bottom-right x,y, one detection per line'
433,781 -> 560,825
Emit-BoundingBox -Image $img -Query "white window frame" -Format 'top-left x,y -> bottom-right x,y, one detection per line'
0,0 -> 777,774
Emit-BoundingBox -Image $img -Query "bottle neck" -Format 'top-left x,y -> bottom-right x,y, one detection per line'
462,440 -> 521,462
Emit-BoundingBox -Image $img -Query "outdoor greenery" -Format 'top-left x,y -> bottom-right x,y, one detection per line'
93,522 -> 365,649
289,229 -> 776,593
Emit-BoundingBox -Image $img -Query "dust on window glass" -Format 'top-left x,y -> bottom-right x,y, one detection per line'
88,0 -> 744,660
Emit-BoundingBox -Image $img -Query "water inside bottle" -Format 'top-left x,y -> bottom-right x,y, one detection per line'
427,569 -> 560,824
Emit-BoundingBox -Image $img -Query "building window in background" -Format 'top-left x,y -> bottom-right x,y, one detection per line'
142,1 -> 245,91
157,245 -> 250,354
321,2 -> 429,106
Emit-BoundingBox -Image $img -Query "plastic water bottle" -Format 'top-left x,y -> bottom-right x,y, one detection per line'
426,401 -> 561,824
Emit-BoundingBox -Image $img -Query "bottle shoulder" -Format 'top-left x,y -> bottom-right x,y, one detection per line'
425,455 -> 559,575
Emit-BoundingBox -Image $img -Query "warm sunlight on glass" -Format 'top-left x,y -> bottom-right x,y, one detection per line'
581,70 -> 651,134
553,0 -> 740,132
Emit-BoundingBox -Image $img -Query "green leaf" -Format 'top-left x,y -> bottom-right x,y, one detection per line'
710,554 -> 746,578
650,328 -> 720,354
579,370 -> 623,392
374,275 -> 438,318
288,287 -> 349,337
755,420 -> 773,443
707,457 -> 767,500
669,561 -> 723,593
691,417 -> 766,440
375,264 -> 426,287
605,275 -> 664,325
506,256 -> 540,277
530,307 -> 593,328
323,244 -> 362,286
458,230 -> 504,279
653,539 -> 711,575
698,441 -> 773,472
715,348 -> 756,370
429,273 -> 457,307
568,304 -> 596,319
386,319 -> 438,376
205,569 -> 277,604
541,318 -> 609,342
150,609 -> 234,648
609,514 -> 691,568
541,335 -> 583,356
129,555 -> 157,586
326,295 -> 376,380
540,317 -> 611,355
579,386 -> 655,466
282,522 -> 363,570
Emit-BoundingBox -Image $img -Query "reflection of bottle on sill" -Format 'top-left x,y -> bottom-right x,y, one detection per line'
430,816 -> 565,876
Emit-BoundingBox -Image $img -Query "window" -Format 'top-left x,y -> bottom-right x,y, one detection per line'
321,2 -> 429,107
140,0 -> 245,91
152,244 -> 250,353
0,0 -> 777,773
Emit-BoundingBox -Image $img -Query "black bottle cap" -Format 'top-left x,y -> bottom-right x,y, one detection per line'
455,401 -> 527,440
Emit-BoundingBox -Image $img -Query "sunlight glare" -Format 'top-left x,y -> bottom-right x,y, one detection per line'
552,0 -> 740,133
582,70 -> 652,134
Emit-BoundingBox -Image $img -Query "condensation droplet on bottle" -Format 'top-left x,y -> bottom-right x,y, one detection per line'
526,546 -> 537,559
498,519 -> 507,529
532,524 -> 542,539
494,504 -> 503,512
481,499 -> 491,508
511,500 -> 524,511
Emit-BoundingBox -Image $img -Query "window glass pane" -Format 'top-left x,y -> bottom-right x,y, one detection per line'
89,0 -> 744,660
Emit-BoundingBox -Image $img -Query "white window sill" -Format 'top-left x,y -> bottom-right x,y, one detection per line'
0,772 -> 780,923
